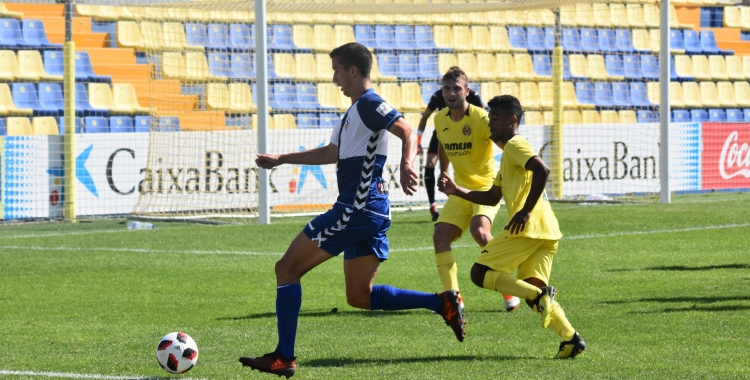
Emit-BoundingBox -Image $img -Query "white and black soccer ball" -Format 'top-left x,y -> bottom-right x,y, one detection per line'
155,332 -> 199,374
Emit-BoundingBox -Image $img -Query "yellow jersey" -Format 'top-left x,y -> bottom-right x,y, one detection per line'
494,135 -> 562,240
435,104 -> 496,191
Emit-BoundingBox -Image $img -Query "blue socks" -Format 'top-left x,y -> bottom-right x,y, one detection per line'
370,284 -> 442,313
275,284 -> 302,360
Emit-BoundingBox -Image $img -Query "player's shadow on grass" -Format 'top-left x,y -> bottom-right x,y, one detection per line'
631,304 -> 750,313
608,263 -> 750,272
600,296 -> 750,313
303,354 -> 539,368
602,296 -> 750,304
217,309 -> 427,321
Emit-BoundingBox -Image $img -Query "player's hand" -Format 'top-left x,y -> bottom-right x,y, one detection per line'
255,154 -> 282,169
417,134 -> 423,156
437,172 -> 457,195
505,210 -> 530,235
400,161 -> 418,196
417,144 -> 424,156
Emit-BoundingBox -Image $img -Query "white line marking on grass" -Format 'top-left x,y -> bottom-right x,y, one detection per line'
0,229 -> 130,240
0,369 -> 204,379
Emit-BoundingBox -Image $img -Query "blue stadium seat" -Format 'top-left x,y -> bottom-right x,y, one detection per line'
744,109 -> 750,122
208,52 -> 231,77
683,30 -> 702,54
597,29 -> 617,54
622,55 -> 641,79
296,113 -> 318,129
319,113 -> 339,129
533,54 -> 552,78
56,117 -> 82,134
0,18 -> 35,49
109,116 -> 134,133
38,82 -> 63,115
230,23 -> 253,51
398,53 -> 420,79
43,50 -> 64,77
231,53 -> 254,80
544,28 -> 555,51
22,20 -> 62,49
75,52 -> 112,83
415,25 -> 439,50
575,82 -> 596,106
690,109 -> 709,123
377,53 -> 399,78
354,25 -> 376,49
526,27 -> 548,53
13,83 -> 60,116
75,83 -> 105,117
395,25 -> 418,50
640,55 -> 659,81
579,28 -> 598,53
186,23 -> 209,48
134,115 -> 150,132
84,116 -> 109,133
631,82 -> 655,107
158,116 -> 180,132
296,82 -> 331,111
418,53 -> 440,79
615,29 -> 641,53
208,23 -> 230,51
421,81 -> 440,105
563,28 -> 584,53
594,82 -> 614,108
671,29 -> 687,53
612,82 -> 631,107
672,110 -> 690,123
265,54 -> 278,79
0,118 -> 4,135
605,54 -> 626,77
637,110 -> 659,123
700,30 -> 733,55
508,27 -> 527,50
709,109 -> 726,122
374,25 -> 396,50
270,83 -> 296,111
726,109 -> 743,122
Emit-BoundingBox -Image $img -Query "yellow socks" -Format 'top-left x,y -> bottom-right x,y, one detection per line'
549,301 -> 576,341
482,270 -> 540,300
435,251 -> 459,291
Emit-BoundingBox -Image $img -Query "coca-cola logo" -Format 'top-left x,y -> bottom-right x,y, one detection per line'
719,131 -> 750,180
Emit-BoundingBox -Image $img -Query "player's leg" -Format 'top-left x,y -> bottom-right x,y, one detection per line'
432,196 -> 472,292
425,133 -> 440,221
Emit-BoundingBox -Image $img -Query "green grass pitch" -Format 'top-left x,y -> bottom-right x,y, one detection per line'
1,193 -> 749,379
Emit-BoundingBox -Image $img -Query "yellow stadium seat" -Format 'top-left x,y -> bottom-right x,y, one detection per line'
113,83 -> 150,114
209,10 -> 232,23
161,52 -> 186,80
626,4 -> 645,28
471,26 -> 491,51
581,110 -> 601,124
480,82 -> 501,100
466,11 -> 490,26
519,82 -> 541,109
734,81 -> 750,107
17,50 -> 61,81
89,83 -> 131,114
515,53 -> 543,81
709,55 -> 729,81
559,5 -> 577,26
569,54 -> 588,79
495,54 -> 517,81
163,22 -> 203,51
437,53 -> 457,77
725,56 -> 745,81
165,8 -> 190,22
487,10 -> 506,25
690,55 -> 712,81
457,53 -> 478,80
0,84 -> 30,116
523,111 -> 543,125
505,10 -> 528,26
292,25 -> 314,50
609,4 -> 629,28
185,52 -> 227,82
92,5 -> 125,22
206,83 -> 229,110
140,22 -> 164,50
295,54 -> 317,82
682,81 -> 703,107
618,110 -> 637,124
334,25 -> 356,47
632,29 -> 651,53
500,82 -> 519,99
317,83 -> 344,111
575,4 -> 596,27
724,6 -> 742,28
476,53 -> 497,80
717,81 -> 738,107
312,25 -> 336,51
451,26 -> 472,52
538,82 -> 553,109
700,81 -> 721,108
741,7 -> 750,30
643,4 -> 661,28
372,55 -> 397,82
0,3 -> 23,19
669,82 -> 685,108
743,56 -> 750,79
647,82 -> 660,105
592,4 -> 612,28
272,114 -> 297,130
228,82 -> 257,114
674,55 -> 694,79
378,83 -> 402,110
563,110 -> 582,124
75,4 -> 94,17
273,53 -> 296,80
7,117 -> 32,135
433,25 -> 453,49
117,21 -> 144,50
541,111 -> 552,125
0,50 -> 19,81
538,9 -> 557,27
401,83 -> 425,111
489,26 -> 523,53
600,110 -> 620,124
32,117 -> 58,135
315,53 -> 332,81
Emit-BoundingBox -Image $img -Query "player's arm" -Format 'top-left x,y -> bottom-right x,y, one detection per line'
416,107 -> 435,155
255,143 -> 338,169
389,117 -> 419,196
438,173 -> 502,206
438,142 -> 450,174
506,156 -> 550,234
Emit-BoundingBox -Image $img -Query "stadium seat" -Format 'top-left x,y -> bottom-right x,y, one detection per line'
538,82 -> 553,109
319,113 -> 339,129
514,53 -> 542,81
297,82 -> 331,111
208,23 -> 230,51
186,52 -> 227,82
163,23 -> 203,51
0,83 -> 30,116
717,81 -> 737,108
314,53 -> 332,81
378,83 -> 402,110
592,4 -> 612,28
575,4 -> 596,27
640,55 -> 659,81
690,55 -> 712,81
600,110 -> 619,124
88,83 -> 133,114
377,53 -> 399,79
646,82 -> 661,106
581,110 -> 601,124
17,50 -> 61,81
0,18 -> 34,49
683,30 -> 702,55
457,53 -> 479,80
450,26 -> 471,52
293,54 -> 316,82
701,30 -> 733,56
622,55 -> 641,80
612,82 -> 631,107
292,25 -> 314,50
185,23 -> 209,49
354,25 -> 376,48
0,50 -> 19,80
414,25 -> 438,50
84,116 -> 109,133
575,82 -> 596,107
311,25 -> 336,52
109,116 -> 134,133
558,6 -> 576,26
31,116 -> 58,135
208,52 -> 232,79
615,29 -> 646,53
270,83 -> 296,111
725,56 -> 745,81
597,29 -> 617,54
563,110 -> 582,124
674,55 -> 695,80
700,81 -> 721,108
579,28 -> 598,54
726,108 -> 743,122
724,6 -> 742,28
227,82 -> 256,113
13,83 -> 60,116
158,116 -> 180,132
631,29 -> 651,53
22,20 -> 61,50
398,53 -> 420,80
161,52 -> 186,80
563,81 -> 592,109
669,82 -> 685,108
56,117 -> 82,134
618,110 -> 637,124
519,81 -> 541,109
532,54 -> 552,79
589,54 -> 619,81
0,4 -> 23,19
421,82 -> 440,105
626,4 -> 646,28
140,22 -> 164,50
75,52 -> 112,83
609,3 -> 628,29
134,116 -> 150,132
670,29 -> 688,54
490,26 -> 523,53
37,82 -> 63,115
113,83 -> 149,114
479,82 -> 500,101
296,113 -> 318,129
734,81 -> 750,108
642,4 -> 661,29
374,25 -> 396,50
522,111 -> 543,125
391,25 -> 417,51
317,83 -> 348,111
6,117 -> 32,135
672,110 -> 690,122
636,110 -> 658,123
334,25 -> 356,47
418,53 -> 441,79
709,109 -> 726,122
401,82 -> 425,111
229,23 -> 252,51
370,55 -> 396,82
272,114 -> 296,130
471,26 -> 491,51
431,25 -> 452,50
500,82 -> 520,99
568,54 -> 588,79
630,82 -> 657,107
526,27 -> 549,53
436,53 -> 456,77
495,53 -> 517,81
682,81 -> 703,108
230,53 -> 254,80
561,28 -> 582,53
117,21 -> 144,50
606,54 -> 626,78
508,27 -> 527,51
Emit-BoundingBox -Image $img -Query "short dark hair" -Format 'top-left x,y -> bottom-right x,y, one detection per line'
487,95 -> 523,121
329,42 -> 372,78
442,66 -> 468,86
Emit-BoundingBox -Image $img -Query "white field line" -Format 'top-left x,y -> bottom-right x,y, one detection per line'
1,223 -> 748,256
0,369 -> 204,379
0,229 -> 131,240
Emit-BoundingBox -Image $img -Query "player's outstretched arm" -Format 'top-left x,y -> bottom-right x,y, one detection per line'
438,172 -> 502,206
388,118 -> 419,196
506,156 -> 550,234
255,143 -> 338,169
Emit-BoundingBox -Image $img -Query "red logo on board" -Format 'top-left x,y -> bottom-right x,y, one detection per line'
701,123 -> 750,190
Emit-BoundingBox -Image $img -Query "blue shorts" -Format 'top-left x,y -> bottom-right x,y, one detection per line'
303,204 -> 390,261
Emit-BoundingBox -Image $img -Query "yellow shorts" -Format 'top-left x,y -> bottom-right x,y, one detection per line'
475,236 -> 558,285
436,195 -> 500,238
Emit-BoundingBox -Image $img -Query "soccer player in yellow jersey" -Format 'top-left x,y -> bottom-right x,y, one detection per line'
432,67 -> 521,312
438,95 -> 586,358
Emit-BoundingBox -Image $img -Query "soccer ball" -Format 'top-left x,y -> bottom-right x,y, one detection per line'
155,332 -> 199,374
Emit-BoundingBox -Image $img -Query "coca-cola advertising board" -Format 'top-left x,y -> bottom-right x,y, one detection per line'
701,123 -> 750,190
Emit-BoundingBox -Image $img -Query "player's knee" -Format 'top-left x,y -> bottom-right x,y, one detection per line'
470,264 -> 488,288
274,258 -> 301,282
345,290 -> 370,309
470,229 -> 491,247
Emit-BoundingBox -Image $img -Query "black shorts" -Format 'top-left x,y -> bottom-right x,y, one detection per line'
427,132 -> 439,154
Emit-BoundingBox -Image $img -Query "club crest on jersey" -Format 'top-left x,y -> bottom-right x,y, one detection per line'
344,117 -> 350,130
376,102 -> 394,117
463,125 -> 472,136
